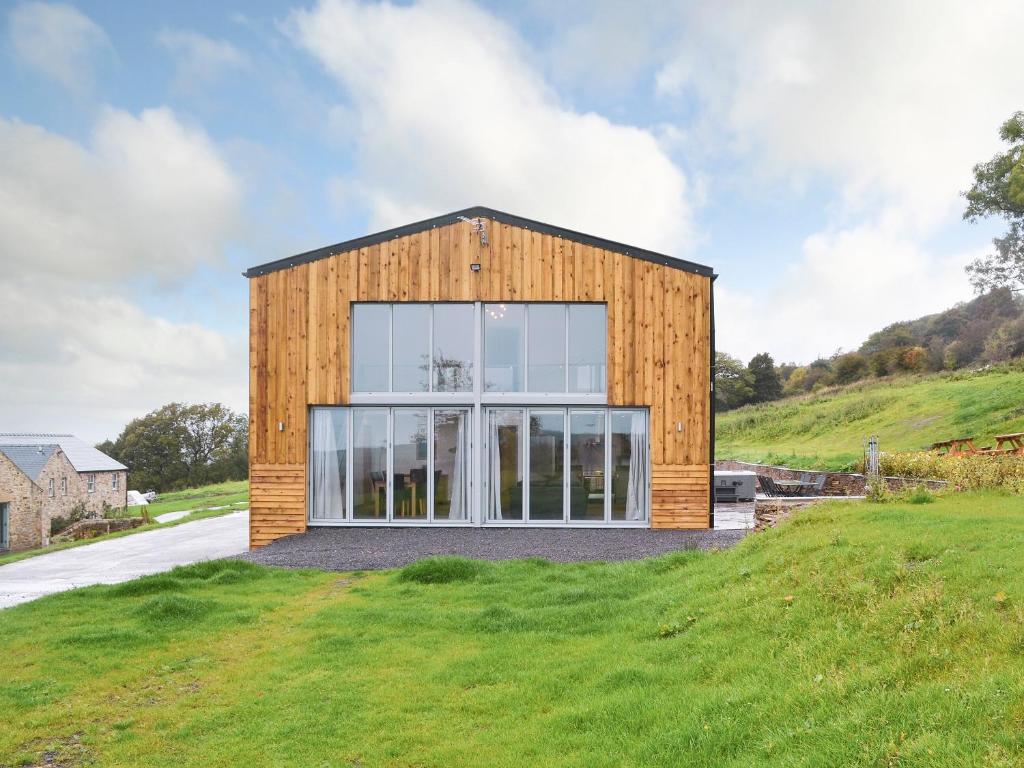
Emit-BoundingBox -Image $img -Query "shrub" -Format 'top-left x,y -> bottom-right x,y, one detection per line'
397,556 -> 489,584
50,502 -> 91,535
879,451 -> 1024,494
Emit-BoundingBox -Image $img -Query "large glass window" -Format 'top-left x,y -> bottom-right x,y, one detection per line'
484,304 -> 525,392
482,303 -> 605,393
353,303 -> 474,393
393,409 -> 429,519
352,410 -> 388,519
433,305 -> 474,392
528,305 -> 566,392
488,409 -> 524,521
353,304 -> 390,392
529,411 -> 565,521
570,411 -> 605,521
393,305 -> 430,392
434,409 -> 472,520
310,408 -> 347,521
610,410 -> 647,521
569,304 -> 607,393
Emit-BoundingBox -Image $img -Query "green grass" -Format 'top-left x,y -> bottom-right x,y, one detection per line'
0,480 -> 249,567
717,364 -> 1024,470
1,492 -> 1022,766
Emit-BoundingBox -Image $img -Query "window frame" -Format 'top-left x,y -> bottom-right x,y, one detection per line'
87,474 -> 96,493
350,302 -> 608,405
112,474 -> 119,491
309,405 -> 475,526
61,476 -> 67,496
48,478 -> 55,498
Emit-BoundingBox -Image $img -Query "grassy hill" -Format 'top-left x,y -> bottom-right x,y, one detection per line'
717,363 -> 1024,470
1,492 -> 1022,765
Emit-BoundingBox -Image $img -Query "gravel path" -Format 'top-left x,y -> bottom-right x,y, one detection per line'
239,526 -> 748,571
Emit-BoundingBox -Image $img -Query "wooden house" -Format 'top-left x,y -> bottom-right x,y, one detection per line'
245,207 -> 715,547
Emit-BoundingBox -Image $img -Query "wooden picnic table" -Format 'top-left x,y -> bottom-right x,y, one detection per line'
993,432 -> 1024,454
930,437 -> 978,456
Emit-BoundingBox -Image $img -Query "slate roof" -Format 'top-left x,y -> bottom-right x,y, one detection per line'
0,434 -> 127,472
0,444 -> 57,482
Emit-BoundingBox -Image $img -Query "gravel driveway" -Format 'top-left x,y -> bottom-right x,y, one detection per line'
240,525 -> 747,571
0,511 -> 249,609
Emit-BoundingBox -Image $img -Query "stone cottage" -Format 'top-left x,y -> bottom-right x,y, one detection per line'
0,434 -> 127,551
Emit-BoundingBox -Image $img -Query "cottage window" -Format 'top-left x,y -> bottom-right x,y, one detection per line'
61,476 -> 67,495
48,478 -> 55,497
87,474 -> 96,493
112,474 -> 119,491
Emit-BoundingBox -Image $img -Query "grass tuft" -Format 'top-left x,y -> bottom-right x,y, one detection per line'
135,595 -> 217,624
396,556 -> 489,584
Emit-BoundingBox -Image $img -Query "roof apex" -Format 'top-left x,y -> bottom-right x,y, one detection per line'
243,205 -> 715,279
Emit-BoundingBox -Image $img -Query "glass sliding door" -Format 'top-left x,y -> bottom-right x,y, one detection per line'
392,409 -> 429,520
528,410 -> 565,522
434,409 -> 472,520
569,410 -> 605,521
310,408 -> 348,521
487,409 -> 524,521
352,409 -> 388,520
610,410 -> 648,522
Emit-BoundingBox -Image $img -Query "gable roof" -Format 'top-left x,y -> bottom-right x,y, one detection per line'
0,434 -> 126,472
0,444 -> 58,483
244,205 -> 715,279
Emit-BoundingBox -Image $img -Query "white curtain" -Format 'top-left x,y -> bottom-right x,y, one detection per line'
448,411 -> 470,520
625,412 -> 647,521
488,414 -> 502,520
311,409 -> 345,520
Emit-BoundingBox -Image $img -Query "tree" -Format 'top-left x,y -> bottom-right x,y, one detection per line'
747,353 -> 782,403
964,111 -> 1024,293
101,402 -> 248,492
714,352 -> 754,411
833,352 -> 869,384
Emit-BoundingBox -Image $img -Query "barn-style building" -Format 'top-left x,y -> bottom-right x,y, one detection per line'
245,207 -> 715,547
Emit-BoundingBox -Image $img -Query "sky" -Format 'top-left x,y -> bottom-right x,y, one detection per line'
1,0 -> 1021,443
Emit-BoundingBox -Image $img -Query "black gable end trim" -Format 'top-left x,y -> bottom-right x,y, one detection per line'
243,206 -> 715,278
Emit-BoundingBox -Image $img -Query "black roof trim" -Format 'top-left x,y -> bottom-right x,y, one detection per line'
244,206 -> 715,279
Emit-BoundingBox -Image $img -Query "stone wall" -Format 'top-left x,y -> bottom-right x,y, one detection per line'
0,452 -> 44,550
52,516 -> 144,542
715,459 -> 946,495
77,470 -> 127,515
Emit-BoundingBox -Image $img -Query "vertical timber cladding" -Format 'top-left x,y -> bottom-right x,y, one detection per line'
248,215 -> 713,546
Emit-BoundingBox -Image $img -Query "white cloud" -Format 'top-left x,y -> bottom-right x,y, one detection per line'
0,277 -> 247,444
716,212 -> 980,362
645,1 -> 1024,361
286,0 -> 696,255
158,29 -> 249,91
0,108 -> 246,441
0,107 -> 241,282
7,1 -> 109,91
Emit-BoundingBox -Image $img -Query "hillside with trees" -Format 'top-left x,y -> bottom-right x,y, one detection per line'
716,287 -> 1024,413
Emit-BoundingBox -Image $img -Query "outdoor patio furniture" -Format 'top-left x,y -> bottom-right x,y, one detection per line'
757,475 -> 786,497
